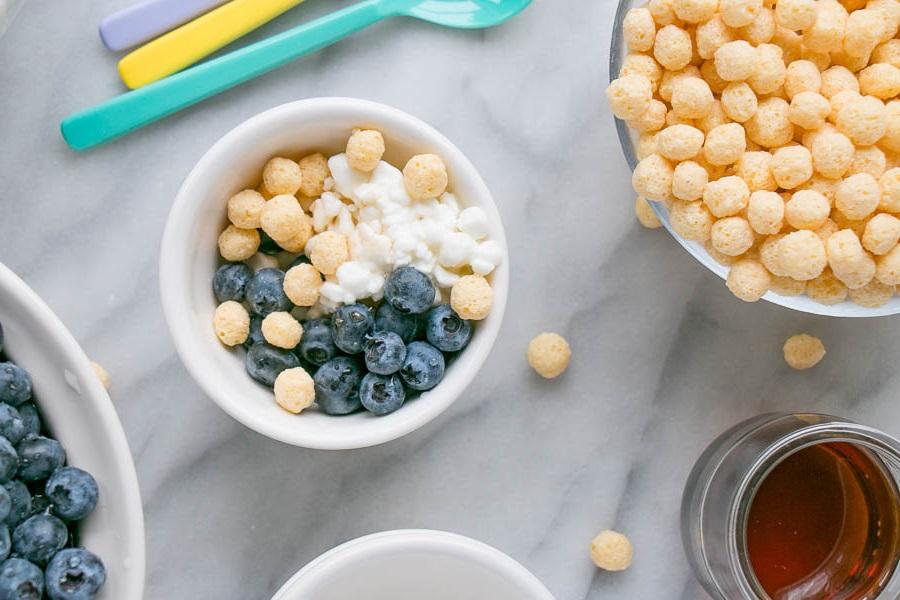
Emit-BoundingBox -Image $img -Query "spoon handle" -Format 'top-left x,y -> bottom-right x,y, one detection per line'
61,0 -> 388,151
99,0 -> 230,52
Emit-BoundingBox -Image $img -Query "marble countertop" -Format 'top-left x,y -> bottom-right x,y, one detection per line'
3,1 -> 900,598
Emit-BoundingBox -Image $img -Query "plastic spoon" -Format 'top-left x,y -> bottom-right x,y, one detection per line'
99,0 -> 230,52
119,0 -> 307,89
61,0 -> 532,151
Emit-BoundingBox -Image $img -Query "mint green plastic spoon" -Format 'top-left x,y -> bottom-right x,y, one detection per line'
61,0 -> 531,151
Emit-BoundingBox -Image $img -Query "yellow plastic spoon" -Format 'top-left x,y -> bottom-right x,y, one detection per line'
118,0 -> 305,89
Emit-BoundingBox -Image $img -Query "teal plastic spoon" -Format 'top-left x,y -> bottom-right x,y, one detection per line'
61,0 -> 531,151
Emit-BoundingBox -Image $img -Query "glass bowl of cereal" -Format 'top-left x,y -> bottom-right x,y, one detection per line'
610,0 -> 900,317
160,98 -> 509,449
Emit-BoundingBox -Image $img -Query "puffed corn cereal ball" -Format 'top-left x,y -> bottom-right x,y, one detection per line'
283,263 -> 323,307
783,334 -> 825,370
527,333 -> 571,379
403,154 -> 449,201
836,173 -> 881,220
737,151 -> 776,191
657,125 -> 706,160
748,190 -> 785,234
630,100 -> 668,133
746,98 -> 794,148
837,96 -> 887,147
308,231 -> 350,276
770,275 -> 807,296
218,225 -> 260,262
721,83 -> 758,123
862,214 -> 900,255
673,161 -> 710,200
844,9 -> 883,58
881,102 -> 900,154
715,40 -> 759,82
697,17 -> 736,60
624,8 -> 657,52
619,54 -> 664,92
881,168 -> 900,212
720,0 -> 763,28
700,61 -> 732,97
672,78 -> 715,119
665,110 -> 694,127
590,530 -> 633,572
654,25 -> 694,71
829,90 -> 863,125
727,259 -> 772,301
262,312 -> 303,350
811,131 -> 855,179
826,229 -> 876,288
649,0 -> 678,26
739,7 -> 777,45
450,275 -> 494,321
637,133 -> 659,160
876,244 -> 900,285
858,64 -> 900,102
820,66 -> 860,99
777,230 -> 827,280
772,145 -> 813,189
712,216 -> 756,256
298,153 -> 330,198
849,146 -> 886,179
674,0 -> 719,22
227,189 -> 266,230
704,123 -> 747,166
849,279 -> 896,307
633,154 -> 675,200
748,44 -> 786,95
273,367 -> 315,414
786,189 -> 830,229
806,269 -> 848,304
775,0 -> 816,30
635,196 -> 663,228
346,129 -> 385,172
789,92 -> 831,130
659,66 -> 702,102
261,194 -> 311,244
262,157 -> 303,196
704,175 -> 751,217
90,361 -> 110,390
760,234 -> 790,276
784,61 -> 821,100
872,39 -> 900,68
803,0 -> 848,54
214,301 -> 250,347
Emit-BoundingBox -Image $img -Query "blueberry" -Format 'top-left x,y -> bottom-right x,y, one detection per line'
384,267 -> 435,314
4,482 -> 31,528
45,548 -> 106,600
313,358 -> 363,416
15,406 -> 39,438
242,315 -> 265,350
0,527 -> 8,562
16,437 -> 65,482
213,263 -> 252,303
363,332 -> 407,375
25,496 -> 51,521
359,373 -> 406,416
245,343 -> 299,387
374,302 -> 420,343
245,269 -> 293,317
0,558 -> 43,599
0,486 -> 11,524
0,438 -> 17,484
0,406 -> 25,446
297,319 -> 338,367
287,254 -> 311,269
258,230 -> 282,255
45,468 -> 97,522
331,304 -> 374,354
11,514 -> 66,565
425,304 -> 473,352
399,342 -> 446,391
0,364 -> 31,407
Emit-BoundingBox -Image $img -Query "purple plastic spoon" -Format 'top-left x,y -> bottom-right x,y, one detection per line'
99,0 -> 229,52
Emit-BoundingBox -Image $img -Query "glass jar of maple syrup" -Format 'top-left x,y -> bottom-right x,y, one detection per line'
682,413 -> 900,599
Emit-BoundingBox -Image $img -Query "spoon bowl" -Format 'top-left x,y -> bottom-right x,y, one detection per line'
404,0 -> 532,28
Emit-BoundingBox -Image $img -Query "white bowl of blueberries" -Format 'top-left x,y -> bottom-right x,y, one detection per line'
0,263 -> 144,599
160,98 -> 509,449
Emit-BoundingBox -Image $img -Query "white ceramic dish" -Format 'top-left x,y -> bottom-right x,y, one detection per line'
271,529 -> 555,600
610,0 -> 900,317
0,262 -> 145,598
160,98 -> 509,450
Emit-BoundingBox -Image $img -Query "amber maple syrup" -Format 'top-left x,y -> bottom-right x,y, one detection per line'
746,442 -> 900,599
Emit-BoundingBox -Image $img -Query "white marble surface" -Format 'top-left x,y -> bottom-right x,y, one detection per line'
2,1 -> 900,598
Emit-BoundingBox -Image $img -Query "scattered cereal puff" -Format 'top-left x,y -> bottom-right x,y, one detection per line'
403,154 -> 449,201
450,275 -> 493,321
262,157 -> 303,196
260,194 -> 310,244
527,333 -> 571,379
727,259 -> 771,302
283,263 -> 323,307
227,189 -> 266,230
346,130 -> 385,172
635,196 -> 662,228
262,312 -> 303,350
90,361 -> 110,390
298,153 -> 330,198
214,301 -> 250,347
308,231 -> 350,275
218,225 -> 260,262
273,367 -> 315,414
783,334 -> 825,370
590,530 -> 633,572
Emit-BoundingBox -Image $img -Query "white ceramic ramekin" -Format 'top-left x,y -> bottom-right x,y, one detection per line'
271,530 -> 555,600
160,98 -> 509,450
0,262 -> 145,599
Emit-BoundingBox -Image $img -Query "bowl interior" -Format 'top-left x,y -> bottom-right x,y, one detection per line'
272,530 -> 554,600
0,263 -> 144,598
609,0 -> 900,318
161,98 -> 509,449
